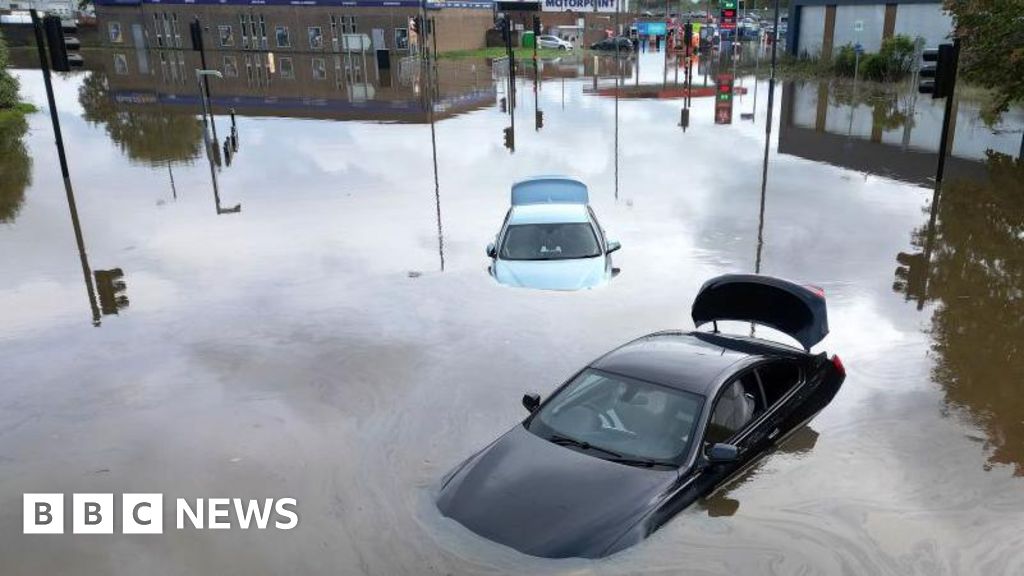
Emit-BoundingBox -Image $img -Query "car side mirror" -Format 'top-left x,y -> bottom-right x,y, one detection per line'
522,392 -> 541,413
707,442 -> 739,464
486,243 -> 497,258
606,240 -> 621,254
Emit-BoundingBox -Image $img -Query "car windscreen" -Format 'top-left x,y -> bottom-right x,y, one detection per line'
500,223 -> 601,261
527,369 -> 704,465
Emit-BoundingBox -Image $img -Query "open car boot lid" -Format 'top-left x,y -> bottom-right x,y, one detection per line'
691,273 -> 829,351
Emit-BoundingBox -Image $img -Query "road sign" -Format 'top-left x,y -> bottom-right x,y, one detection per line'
853,20 -> 863,32
854,42 -> 863,55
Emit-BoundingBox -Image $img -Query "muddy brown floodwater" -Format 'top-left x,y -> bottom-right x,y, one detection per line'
0,49 -> 1022,575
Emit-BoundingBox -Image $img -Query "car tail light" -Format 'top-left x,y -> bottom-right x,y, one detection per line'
831,355 -> 846,377
805,284 -> 826,298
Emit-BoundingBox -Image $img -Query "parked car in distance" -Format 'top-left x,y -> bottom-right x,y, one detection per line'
437,274 -> 847,558
590,37 -> 633,51
486,176 -> 620,291
537,35 -> 573,50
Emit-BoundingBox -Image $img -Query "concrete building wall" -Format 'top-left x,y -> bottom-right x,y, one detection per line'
831,4 -> 885,52
893,3 -> 952,47
788,0 -> 952,58
796,5 -> 825,57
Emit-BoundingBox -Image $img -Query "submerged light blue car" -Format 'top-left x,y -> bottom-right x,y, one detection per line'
486,176 -> 621,291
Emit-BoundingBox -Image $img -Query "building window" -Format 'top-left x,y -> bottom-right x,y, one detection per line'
312,57 -> 326,80
279,57 -> 294,79
239,14 -> 249,48
151,14 -> 162,46
395,28 -> 409,51
218,25 -> 234,47
275,26 -> 290,48
342,15 -> 356,34
249,15 -> 259,49
308,26 -> 323,50
223,55 -> 239,77
109,21 -> 123,44
171,13 -> 181,48
258,15 -> 268,49
113,53 -> 128,75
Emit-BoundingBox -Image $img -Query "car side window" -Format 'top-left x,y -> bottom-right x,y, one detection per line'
755,361 -> 802,408
705,373 -> 762,445
587,206 -> 606,245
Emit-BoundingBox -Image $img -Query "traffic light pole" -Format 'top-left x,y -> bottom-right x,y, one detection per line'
30,9 -> 101,326
934,38 -> 960,185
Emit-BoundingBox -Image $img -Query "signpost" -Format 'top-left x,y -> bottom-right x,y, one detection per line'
715,73 -> 734,124
720,0 -> 737,31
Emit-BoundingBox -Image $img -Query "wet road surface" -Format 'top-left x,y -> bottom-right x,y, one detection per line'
0,50 -> 1022,575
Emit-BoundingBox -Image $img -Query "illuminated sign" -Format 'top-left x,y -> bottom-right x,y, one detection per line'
714,73 -> 733,124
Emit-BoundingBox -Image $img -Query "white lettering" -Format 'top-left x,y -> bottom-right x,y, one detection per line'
233,498 -> 273,529
176,498 -> 204,529
274,498 -> 299,530
208,498 -> 231,529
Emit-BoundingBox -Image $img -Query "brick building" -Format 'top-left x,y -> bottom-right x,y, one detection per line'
94,0 -> 496,57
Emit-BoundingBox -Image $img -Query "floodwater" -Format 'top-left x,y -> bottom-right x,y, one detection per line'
1,46 -> 1022,575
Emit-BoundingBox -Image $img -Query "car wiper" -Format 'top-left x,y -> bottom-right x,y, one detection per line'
548,434 -> 622,458
604,456 -> 673,469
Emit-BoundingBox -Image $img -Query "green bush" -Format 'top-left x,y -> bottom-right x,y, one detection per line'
832,34 -> 920,82
0,31 -> 21,109
833,44 -> 857,76
861,53 -> 888,81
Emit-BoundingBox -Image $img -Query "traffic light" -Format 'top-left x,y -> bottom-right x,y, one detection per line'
94,268 -> 129,316
190,19 -> 204,52
43,15 -> 82,71
498,15 -> 509,44
535,110 -> 543,130
684,22 -> 693,47
532,15 -> 541,37
503,126 -> 514,151
918,44 -> 957,99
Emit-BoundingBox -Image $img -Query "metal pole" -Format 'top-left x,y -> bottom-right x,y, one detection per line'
934,38 -> 960,185
30,9 -> 101,326
427,45 -> 444,271
764,0 -> 780,136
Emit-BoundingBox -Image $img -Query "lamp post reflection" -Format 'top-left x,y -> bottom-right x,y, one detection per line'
196,69 -> 241,215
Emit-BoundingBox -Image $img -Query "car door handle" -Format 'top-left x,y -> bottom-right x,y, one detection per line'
768,427 -> 781,441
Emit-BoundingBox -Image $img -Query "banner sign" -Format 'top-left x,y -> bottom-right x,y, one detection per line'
541,0 -> 627,13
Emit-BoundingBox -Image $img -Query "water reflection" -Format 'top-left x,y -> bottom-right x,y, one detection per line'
779,81 -> 1022,185
78,70 -> 204,166
0,111 -> 31,224
894,153 -> 1024,474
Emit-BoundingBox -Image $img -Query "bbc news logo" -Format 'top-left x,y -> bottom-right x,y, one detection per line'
23,494 -> 298,534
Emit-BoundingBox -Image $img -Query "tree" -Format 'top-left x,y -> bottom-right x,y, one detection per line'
895,153 -> 1024,474
0,30 -> 21,110
0,113 -> 31,223
944,0 -> 1024,123
78,71 -> 204,165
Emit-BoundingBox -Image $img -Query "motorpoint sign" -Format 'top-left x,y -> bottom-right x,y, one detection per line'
23,493 -> 298,534
541,0 -> 629,13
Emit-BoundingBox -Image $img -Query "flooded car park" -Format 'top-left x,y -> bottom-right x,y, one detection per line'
0,42 -> 1022,575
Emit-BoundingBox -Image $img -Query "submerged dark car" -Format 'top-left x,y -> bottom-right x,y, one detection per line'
590,37 -> 633,51
437,274 -> 847,558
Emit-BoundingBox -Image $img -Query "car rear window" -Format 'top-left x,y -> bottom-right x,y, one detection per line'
500,223 -> 601,260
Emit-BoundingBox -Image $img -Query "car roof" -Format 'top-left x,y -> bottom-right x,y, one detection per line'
508,203 -> 590,225
589,331 -> 803,396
